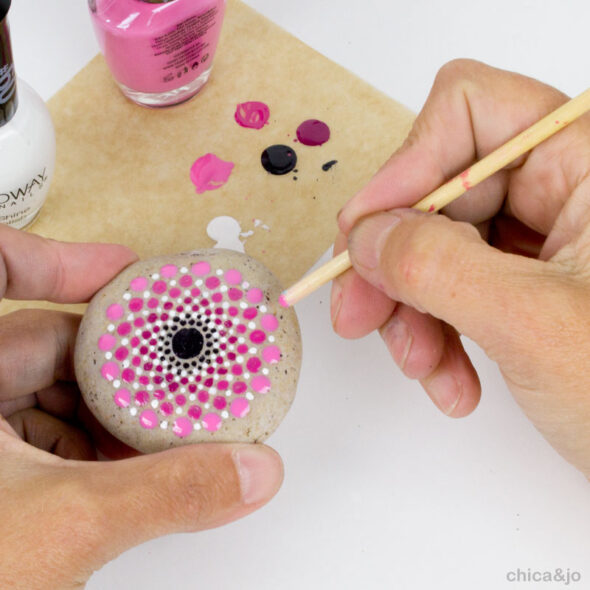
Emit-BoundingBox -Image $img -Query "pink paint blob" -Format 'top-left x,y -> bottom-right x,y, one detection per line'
262,345 -> 281,364
296,119 -> 331,146
173,417 -> 193,438
190,153 -> 234,194
98,334 -> 117,351
278,294 -> 289,308
251,375 -> 271,394
202,413 -> 222,432
139,410 -> 158,430
188,405 -> 202,420
152,280 -> 167,294
101,362 -> 120,381
234,101 -> 270,129
106,303 -> 124,321
230,398 -> 250,418
250,330 -> 266,344
261,314 -> 279,332
205,276 -> 220,289
114,389 -> 131,408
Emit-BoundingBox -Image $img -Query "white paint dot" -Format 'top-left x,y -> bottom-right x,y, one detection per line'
107,324 -> 115,332
242,281 -> 250,289
105,352 -> 113,360
196,279 -> 203,286
269,336 -> 275,343
176,407 -> 183,414
194,423 -> 201,430
152,273 -> 160,280
248,321 -> 256,329
170,280 -> 177,286
189,394 -> 196,401
168,393 -> 174,399
133,383 -> 139,390
151,400 -> 159,408
130,407 -> 138,416
113,380 -> 121,388
121,338 -> 129,346
123,293 -> 131,301
221,411 -> 229,419
220,285 -> 228,292
204,403 -> 210,409
260,305 -> 267,313
262,368 -> 269,375
240,302 -> 247,309
160,421 -> 168,429
216,269 -> 223,276
246,393 -> 254,400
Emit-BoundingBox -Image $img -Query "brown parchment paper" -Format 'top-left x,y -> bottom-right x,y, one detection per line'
0,0 -> 414,317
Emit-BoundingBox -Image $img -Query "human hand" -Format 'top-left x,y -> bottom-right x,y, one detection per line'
332,59 -> 590,478
0,227 -> 282,589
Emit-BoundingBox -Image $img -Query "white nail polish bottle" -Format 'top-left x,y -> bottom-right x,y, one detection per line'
0,0 -> 55,230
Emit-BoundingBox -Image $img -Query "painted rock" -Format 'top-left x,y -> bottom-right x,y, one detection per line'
75,249 -> 302,453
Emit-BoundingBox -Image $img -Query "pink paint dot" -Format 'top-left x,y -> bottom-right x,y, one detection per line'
161,402 -> 174,416
129,298 -> 143,312
247,357 -> 261,373
154,389 -> 165,400
169,287 -> 181,298
247,288 -> 263,304
198,391 -> 210,403
106,303 -> 124,321
202,413 -> 222,431
98,334 -> 117,351
179,274 -> 193,287
228,288 -> 243,301
251,375 -> 271,394
230,397 -> 250,418
217,380 -> 229,391
262,345 -> 281,364
261,314 -> 279,332
237,344 -> 249,354
160,264 -> 178,278
234,101 -> 270,129
135,391 -> 150,406
147,297 -> 159,309
152,281 -> 167,294
232,381 -> 247,395
114,389 -> 131,408
231,364 -> 243,376
115,346 -> 129,361
212,292 -> 223,303
213,396 -> 227,410
134,318 -> 145,328
278,294 -> 289,308
130,277 -> 148,291
188,405 -> 202,420
190,153 -> 234,194
250,330 -> 266,344
205,276 -> 220,289
175,394 -> 187,406
101,362 -> 119,381
173,417 -> 192,438
243,307 -> 258,320
139,410 -> 158,429
228,306 -> 238,317
121,368 -> 135,382
192,261 -> 211,276
224,269 -> 242,285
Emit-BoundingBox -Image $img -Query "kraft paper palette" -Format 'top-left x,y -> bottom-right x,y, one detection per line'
0,0 -> 414,317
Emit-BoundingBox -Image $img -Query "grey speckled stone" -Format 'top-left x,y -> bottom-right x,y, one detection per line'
75,249 -> 302,453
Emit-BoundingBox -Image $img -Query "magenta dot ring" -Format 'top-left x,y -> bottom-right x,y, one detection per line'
75,249 -> 302,453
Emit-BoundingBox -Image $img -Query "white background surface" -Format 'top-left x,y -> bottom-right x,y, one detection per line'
7,1 -> 590,589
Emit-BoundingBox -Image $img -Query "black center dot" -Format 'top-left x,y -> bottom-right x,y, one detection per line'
172,328 -> 204,360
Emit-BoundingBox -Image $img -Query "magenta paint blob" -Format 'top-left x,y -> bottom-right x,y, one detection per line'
190,153 -> 234,194
235,101 -> 270,129
296,119 -> 331,146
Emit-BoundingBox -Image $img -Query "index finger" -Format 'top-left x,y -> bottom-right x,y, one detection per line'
337,59 -> 569,234
0,225 -> 138,303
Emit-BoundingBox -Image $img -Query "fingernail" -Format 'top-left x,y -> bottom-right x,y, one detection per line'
381,315 -> 412,371
330,280 -> 343,328
424,372 -> 463,416
349,213 -> 401,271
233,446 -> 283,505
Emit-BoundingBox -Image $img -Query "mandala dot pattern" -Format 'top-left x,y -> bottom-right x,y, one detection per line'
75,249 -> 302,453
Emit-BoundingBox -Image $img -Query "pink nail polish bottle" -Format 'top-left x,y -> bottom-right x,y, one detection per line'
88,0 -> 227,107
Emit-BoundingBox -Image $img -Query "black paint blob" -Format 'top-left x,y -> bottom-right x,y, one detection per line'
322,160 -> 338,171
172,328 -> 204,360
261,145 -> 297,175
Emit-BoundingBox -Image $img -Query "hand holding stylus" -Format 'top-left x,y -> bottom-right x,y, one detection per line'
333,59 -> 590,478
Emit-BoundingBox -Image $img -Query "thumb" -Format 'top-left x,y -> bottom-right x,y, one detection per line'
348,209 -> 564,367
75,443 -> 282,573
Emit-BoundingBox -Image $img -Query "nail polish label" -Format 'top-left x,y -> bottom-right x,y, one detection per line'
0,167 -> 50,227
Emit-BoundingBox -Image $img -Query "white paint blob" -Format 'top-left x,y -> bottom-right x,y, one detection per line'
206,215 -> 271,252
